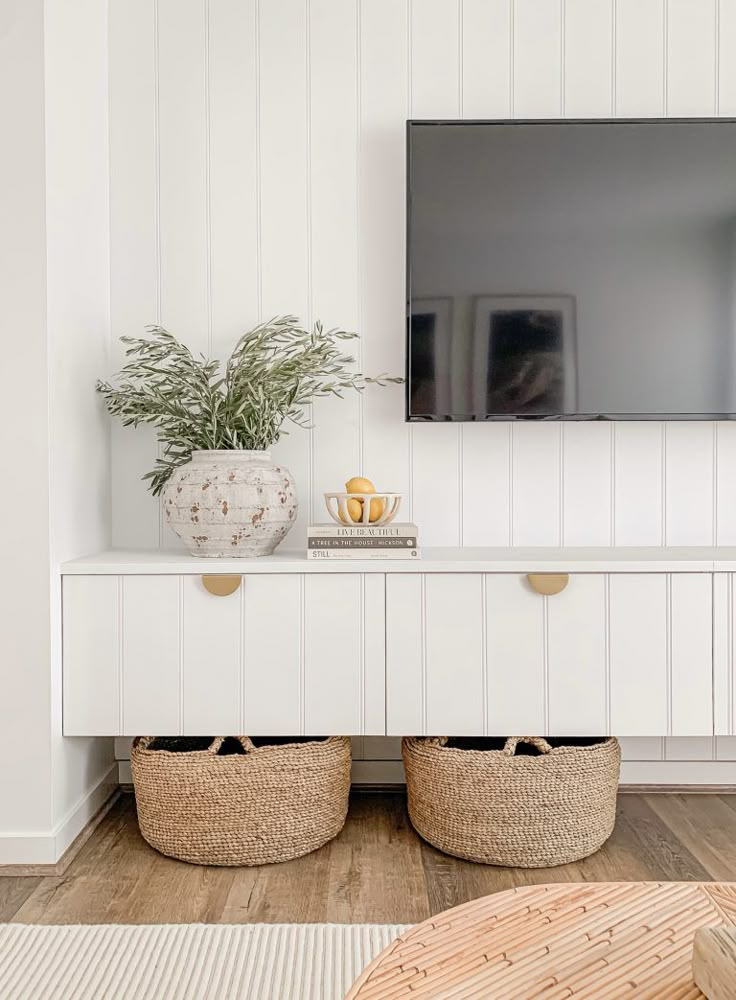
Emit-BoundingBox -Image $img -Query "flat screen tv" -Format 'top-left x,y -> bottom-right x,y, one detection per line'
407,119 -> 736,420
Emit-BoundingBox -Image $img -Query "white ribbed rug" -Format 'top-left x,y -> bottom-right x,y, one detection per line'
0,923 -> 408,1000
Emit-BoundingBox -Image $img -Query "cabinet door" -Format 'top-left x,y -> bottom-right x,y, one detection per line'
63,573 -> 385,736
540,574 -> 608,735
387,573 -> 607,737
608,574 -> 712,737
386,572 -> 713,738
63,575 -> 121,735
485,575 -> 610,735
243,574 -> 386,735
386,574 -> 485,736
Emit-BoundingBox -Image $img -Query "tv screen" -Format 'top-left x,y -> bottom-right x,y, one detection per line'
407,119 -> 736,420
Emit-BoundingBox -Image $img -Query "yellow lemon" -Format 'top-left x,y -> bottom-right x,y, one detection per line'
368,496 -> 386,522
345,475 -> 375,495
339,497 -> 364,523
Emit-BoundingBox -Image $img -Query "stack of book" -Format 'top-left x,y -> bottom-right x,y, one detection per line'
307,522 -> 420,560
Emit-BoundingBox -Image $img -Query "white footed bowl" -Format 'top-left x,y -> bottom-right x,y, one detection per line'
324,492 -> 403,526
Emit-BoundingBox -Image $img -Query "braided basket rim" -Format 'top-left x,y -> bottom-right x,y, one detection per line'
131,735 -> 348,761
403,736 -> 620,762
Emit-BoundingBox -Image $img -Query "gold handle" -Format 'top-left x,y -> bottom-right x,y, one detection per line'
527,573 -> 569,596
202,574 -> 242,597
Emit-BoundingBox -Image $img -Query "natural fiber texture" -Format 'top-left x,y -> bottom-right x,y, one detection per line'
131,735 -> 351,866
0,923 -> 408,1000
402,735 -> 621,867
347,882 -> 736,999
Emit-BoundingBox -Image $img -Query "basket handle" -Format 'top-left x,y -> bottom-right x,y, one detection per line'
207,736 -> 257,755
503,736 -> 553,756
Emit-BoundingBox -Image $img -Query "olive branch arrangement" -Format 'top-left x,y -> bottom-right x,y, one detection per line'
96,316 -> 403,496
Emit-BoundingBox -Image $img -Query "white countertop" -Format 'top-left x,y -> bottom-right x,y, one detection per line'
60,546 -> 736,575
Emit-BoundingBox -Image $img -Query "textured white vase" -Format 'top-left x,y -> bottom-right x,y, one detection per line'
162,450 -> 297,557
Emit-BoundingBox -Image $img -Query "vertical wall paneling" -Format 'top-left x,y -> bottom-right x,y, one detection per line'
256,0 -> 308,316
512,0 -> 563,117
410,0 -> 461,117
110,0 -> 736,562
717,423 -> 736,543
485,575 -> 546,734
562,424 -> 613,545
242,574 -> 302,734
666,0 -> 717,116
386,575 -> 424,735
157,0 -> 209,351
258,0 -> 311,547
462,424 -> 512,546
511,423 -> 561,546
665,424 -> 715,545
304,574 -> 363,733
309,0 -> 361,520
207,0 -> 259,357
614,0 -> 665,115
424,575 -> 484,734
714,573 -> 734,735
669,574 -> 713,736
363,574 -> 386,734
546,575 -> 608,734
609,574 -> 667,735
563,0 -> 614,116
358,1 -> 410,510
157,0 -> 209,550
181,575 -> 241,733
108,0 -> 160,548
461,0 -> 512,118
122,576 -> 180,734
613,423 -> 664,545
412,424 -> 462,545
409,0 -> 462,545
62,577 -> 120,735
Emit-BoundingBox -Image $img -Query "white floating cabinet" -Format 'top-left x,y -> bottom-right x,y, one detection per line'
62,548 -> 736,739
385,572 -> 713,737
62,573 -> 386,737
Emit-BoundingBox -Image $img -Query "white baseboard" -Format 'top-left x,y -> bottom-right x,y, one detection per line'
120,758 -> 736,788
0,763 -> 119,866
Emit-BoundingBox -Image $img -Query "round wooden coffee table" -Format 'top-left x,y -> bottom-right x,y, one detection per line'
346,882 -> 736,999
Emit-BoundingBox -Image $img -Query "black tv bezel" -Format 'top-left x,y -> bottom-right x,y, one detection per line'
405,116 -> 736,423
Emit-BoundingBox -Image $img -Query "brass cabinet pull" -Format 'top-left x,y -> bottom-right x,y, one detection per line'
527,573 -> 569,596
202,575 -> 242,597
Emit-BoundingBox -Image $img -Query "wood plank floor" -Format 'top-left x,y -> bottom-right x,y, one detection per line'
4,791 -> 736,925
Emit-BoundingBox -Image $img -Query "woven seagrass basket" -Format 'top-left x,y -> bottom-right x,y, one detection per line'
402,735 -> 621,867
131,735 -> 352,866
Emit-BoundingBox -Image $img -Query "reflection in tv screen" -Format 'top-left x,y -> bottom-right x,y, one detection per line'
407,120 -> 736,420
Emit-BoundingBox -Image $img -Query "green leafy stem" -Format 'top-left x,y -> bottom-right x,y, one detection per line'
96,315 -> 403,495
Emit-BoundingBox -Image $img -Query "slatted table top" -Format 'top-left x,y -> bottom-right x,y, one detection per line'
346,882 -> 736,1000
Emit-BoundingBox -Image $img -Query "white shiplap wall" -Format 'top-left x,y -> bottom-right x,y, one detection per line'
108,0 -> 736,780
